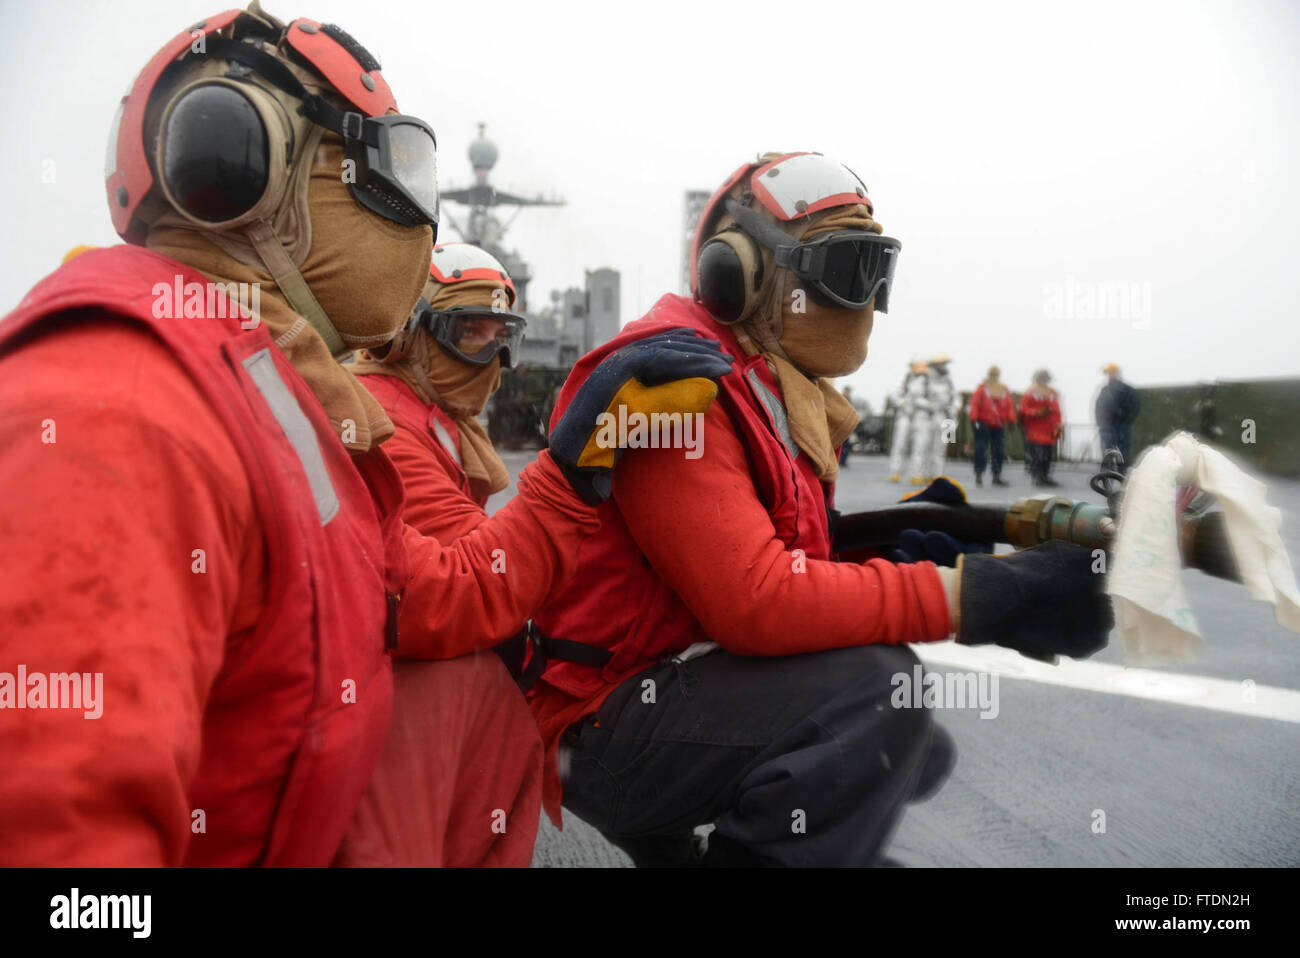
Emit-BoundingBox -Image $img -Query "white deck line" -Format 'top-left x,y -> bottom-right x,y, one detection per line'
914,641 -> 1300,723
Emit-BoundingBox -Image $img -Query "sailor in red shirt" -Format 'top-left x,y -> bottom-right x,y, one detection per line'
526,153 -> 1114,866
968,365 -> 1017,487
0,7 -> 729,867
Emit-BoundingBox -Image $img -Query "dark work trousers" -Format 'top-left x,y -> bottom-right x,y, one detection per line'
559,644 -> 941,867
971,425 -> 1005,479
1025,441 -> 1054,483
1099,424 -> 1132,473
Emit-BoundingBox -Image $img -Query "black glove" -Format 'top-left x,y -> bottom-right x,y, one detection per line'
890,478 -> 995,565
957,541 -> 1113,660
889,529 -> 992,567
972,421 -> 986,434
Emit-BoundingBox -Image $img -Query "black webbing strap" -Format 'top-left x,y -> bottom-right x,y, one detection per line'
491,623 -> 611,693
491,628 -> 529,684
727,198 -> 802,261
537,632 -> 614,669
201,35 -> 380,147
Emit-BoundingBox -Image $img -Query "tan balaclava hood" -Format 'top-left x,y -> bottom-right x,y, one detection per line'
717,181 -> 883,481
352,275 -> 511,498
143,17 -> 433,452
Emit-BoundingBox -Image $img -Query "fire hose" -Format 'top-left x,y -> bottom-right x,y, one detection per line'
830,452 -> 1240,583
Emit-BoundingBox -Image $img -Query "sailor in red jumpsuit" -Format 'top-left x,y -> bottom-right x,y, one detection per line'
1019,369 -> 1064,487
345,244 -> 545,866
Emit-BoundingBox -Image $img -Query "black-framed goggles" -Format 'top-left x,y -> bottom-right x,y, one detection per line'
417,302 -> 526,368
727,199 -> 900,312
336,111 -> 439,228
202,37 -> 440,229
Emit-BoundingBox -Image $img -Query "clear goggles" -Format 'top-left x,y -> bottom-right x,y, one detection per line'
341,112 -> 439,228
418,303 -> 526,368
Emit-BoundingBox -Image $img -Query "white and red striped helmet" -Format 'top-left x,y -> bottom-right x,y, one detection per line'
689,152 -> 873,299
429,243 -> 517,307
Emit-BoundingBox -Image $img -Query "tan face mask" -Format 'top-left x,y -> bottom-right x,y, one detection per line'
421,276 -> 509,414
423,348 -> 501,418
419,334 -> 509,499
774,204 -> 880,379
776,275 -> 875,378
730,202 -> 883,480
302,136 -> 433,349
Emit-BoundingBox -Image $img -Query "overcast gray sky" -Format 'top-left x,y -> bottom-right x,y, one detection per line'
2,0 -> 1297,431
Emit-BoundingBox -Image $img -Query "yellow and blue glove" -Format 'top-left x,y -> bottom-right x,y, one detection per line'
549,330 -> 733,503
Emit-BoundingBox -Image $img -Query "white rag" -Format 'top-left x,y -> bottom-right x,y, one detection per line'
1108,431 -> 1300,665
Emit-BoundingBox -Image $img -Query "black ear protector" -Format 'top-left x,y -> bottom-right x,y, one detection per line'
154,34 -> 440,234
159,84 -> 266,222
695,213 -> 766,324
155,75 -> 294,230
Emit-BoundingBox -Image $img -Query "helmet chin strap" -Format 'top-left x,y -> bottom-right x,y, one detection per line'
245,220 -> 349,357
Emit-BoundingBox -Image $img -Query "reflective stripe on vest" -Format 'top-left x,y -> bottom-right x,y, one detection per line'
746,367 -> 800,460
430,415 -> 461,466
242,348 -> 341,524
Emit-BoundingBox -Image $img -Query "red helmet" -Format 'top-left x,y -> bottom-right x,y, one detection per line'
688,152 -> 874,300
105,8 -> 436,244
691,152 -> 898,323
